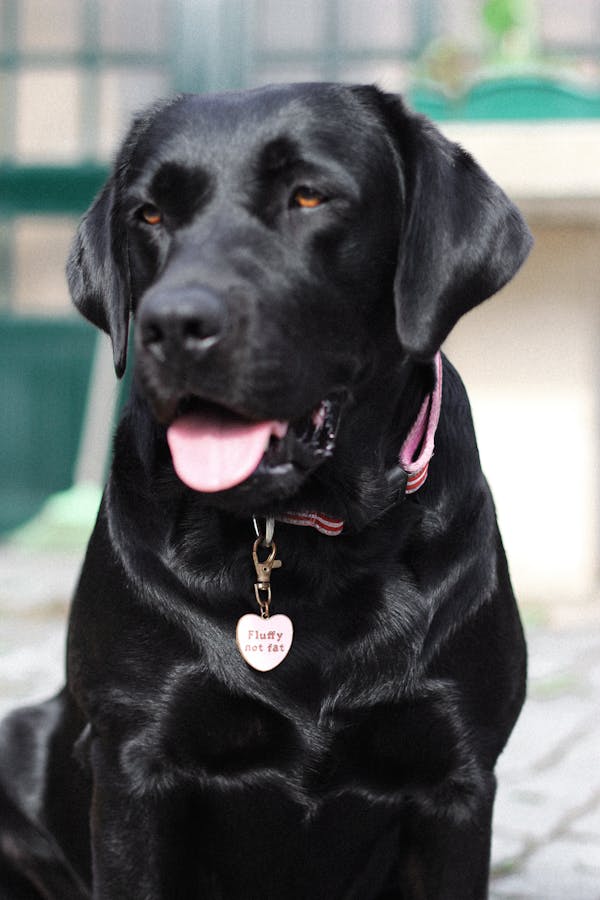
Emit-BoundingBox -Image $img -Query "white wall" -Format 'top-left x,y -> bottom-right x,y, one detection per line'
445,224 -> 600,607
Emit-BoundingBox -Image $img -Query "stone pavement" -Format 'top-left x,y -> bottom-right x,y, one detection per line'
1,544 -> 599,899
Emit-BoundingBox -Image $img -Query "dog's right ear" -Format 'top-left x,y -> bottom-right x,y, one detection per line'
67,179 -> 130,378
363,88 -> 532,361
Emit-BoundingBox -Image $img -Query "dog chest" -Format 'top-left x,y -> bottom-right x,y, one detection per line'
115,659 -> 479,821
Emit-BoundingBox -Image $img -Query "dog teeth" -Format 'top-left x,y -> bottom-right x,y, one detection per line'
311,403 -> 327,431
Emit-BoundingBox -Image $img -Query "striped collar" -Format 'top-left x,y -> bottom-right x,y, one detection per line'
277,352 -> 443,536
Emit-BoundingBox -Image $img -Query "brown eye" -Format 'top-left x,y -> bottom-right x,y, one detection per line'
292,187 -> 326,209
140,204 -> 162,225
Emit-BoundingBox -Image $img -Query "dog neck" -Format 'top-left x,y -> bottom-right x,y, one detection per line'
276,352 -> 442,535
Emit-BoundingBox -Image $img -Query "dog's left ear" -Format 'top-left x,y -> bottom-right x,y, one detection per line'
379,92 -> 533,359
67,180 -> 131,378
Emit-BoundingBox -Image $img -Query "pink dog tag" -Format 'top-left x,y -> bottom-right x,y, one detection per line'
236,613 -> 294,671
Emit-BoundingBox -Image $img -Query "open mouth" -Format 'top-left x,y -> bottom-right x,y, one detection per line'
166,396 -> 342,494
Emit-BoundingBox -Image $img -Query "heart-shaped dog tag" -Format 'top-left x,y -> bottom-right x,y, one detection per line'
236,613 -> 294,671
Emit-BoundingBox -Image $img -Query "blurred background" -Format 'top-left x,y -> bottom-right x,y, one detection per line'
0,0 -> 599,617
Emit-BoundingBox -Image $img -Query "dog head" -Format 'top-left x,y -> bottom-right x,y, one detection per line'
67,83 -> 531,509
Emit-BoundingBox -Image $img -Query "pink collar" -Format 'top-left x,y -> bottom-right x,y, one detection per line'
277,353 -> 443,536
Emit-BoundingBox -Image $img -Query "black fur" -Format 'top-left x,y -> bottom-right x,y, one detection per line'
0,83 -> 530,899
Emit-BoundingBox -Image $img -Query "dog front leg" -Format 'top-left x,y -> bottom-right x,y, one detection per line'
401,779 -> 496,900
89,742 -> 194,900
90,787 -> 166,898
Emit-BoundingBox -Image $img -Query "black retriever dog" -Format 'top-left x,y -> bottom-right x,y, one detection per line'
0,83 -> 531,899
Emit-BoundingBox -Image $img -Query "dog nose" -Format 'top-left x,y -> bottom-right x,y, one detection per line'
138,287 -> 226,360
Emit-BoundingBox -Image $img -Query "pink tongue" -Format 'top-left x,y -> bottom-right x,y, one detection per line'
167,412 -> 288,493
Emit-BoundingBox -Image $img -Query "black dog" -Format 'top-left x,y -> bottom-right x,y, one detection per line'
0,83 -> 530,899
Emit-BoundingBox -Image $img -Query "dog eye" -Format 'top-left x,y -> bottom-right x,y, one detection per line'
139,204 -> 163,226
291,187 -> 326,210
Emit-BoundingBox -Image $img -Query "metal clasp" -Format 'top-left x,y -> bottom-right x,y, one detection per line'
253,538 -> 282,589
252,536 -> 282,618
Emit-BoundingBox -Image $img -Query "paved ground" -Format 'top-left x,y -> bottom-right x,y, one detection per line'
1,545 -> 599,899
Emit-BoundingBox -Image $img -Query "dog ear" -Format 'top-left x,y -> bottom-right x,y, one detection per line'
67,179 -> 131,378
379,93 -> 533,360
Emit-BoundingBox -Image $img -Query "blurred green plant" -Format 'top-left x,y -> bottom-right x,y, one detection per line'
416,0 -> 537,96
482,0 -> 535,64
483,0 -> 521,39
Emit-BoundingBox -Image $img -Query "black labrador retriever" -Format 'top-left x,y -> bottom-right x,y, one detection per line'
0,83 -> 531,899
